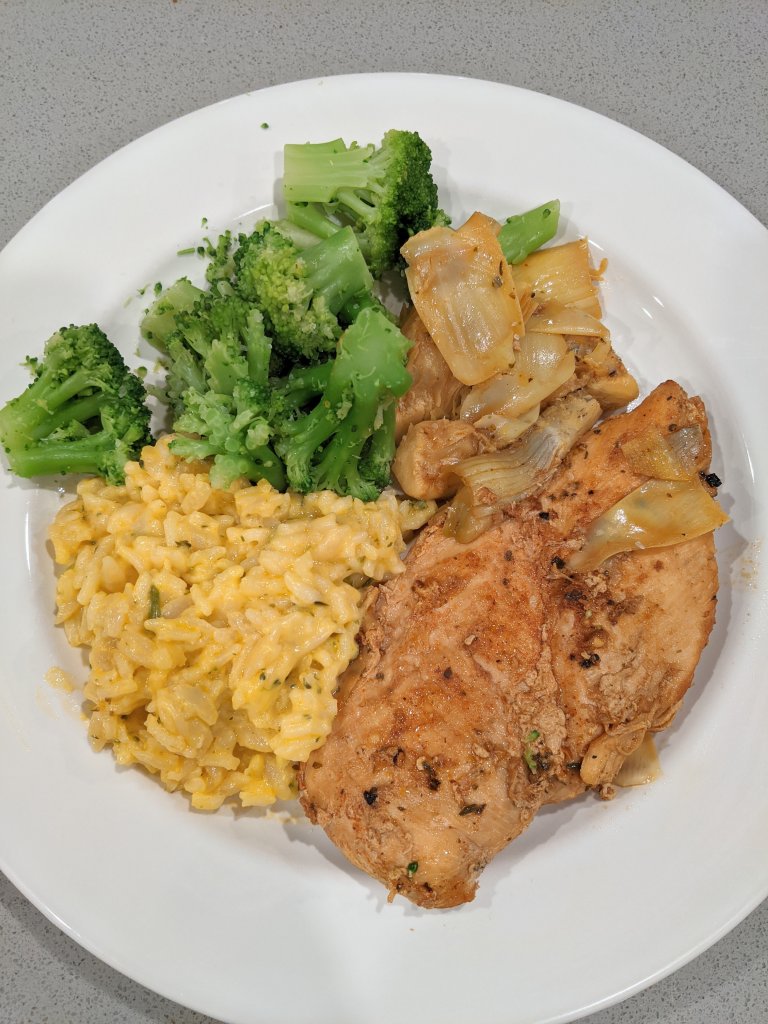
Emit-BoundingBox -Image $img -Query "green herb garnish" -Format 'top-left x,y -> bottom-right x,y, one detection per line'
523,729 -> 541,774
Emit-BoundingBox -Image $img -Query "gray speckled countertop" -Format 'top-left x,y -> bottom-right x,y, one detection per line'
1,2 -> 766,1022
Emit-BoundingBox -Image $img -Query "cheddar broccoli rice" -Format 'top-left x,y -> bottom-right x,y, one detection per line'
49,437 -> 428,809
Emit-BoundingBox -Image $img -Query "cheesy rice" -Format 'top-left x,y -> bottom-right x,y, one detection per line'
49,437 -> 429,810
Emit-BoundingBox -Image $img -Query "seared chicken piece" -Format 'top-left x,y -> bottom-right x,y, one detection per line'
301,382 -> 720,908
395,307 -> 466,442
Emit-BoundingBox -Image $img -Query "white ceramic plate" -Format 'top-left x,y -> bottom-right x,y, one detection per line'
0,74 -> 766,1024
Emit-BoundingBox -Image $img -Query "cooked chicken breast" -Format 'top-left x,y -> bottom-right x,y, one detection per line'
301,382 -> 719,908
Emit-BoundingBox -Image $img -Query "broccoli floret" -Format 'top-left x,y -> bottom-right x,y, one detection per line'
162,291 -> 271,416
171,378 -> 285,491
497,200 -> 561,264
0,324 -> 152,484
274,307 -> 412,500
153,287 -> 284,489
141,277 -> 204,350
137,213 -> 408,499
283,130 -> 447,277
270,217 -> 395,325
233,221 -> 374,364
204,230 -> 236,291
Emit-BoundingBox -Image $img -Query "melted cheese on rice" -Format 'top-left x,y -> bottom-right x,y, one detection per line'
49,437 -> 428,810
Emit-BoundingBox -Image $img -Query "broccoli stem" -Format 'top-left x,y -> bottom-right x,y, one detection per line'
301,227 -> 373,315
281,396 -> 347,488
212,450 -> 286,491
276,308 -> 411,497
0,365 -> 110,449
205,339 -> 249,396
277,363 -> 333,407
284,203 -> 340,241
27,393 -> 104,441
7,435 -> 121,479
283,140 -> 376,203
334,187 -> 378,223
278,352 -> 359,488
313,390 -> 381,493
497,200 -> 561,265
361,402 -> 397,490
339,290 -> 391,326
244,309 -> 271,385
164,338 -> 208,413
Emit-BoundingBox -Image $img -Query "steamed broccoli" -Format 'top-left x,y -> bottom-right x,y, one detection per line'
135,169 -> 418,499
275,307 -> 412,500
145,287 -> 284,488
149,292 -> 410,498
171,378 -> 285,490
0,324 -> 152,484
144,219 -> 381,372
233,221 -> 374,363
141,277 -> 204,349
282,130 -> 447,277
203,230 -> 236,290
497,200 -> 561,264
156,291 -> 271,417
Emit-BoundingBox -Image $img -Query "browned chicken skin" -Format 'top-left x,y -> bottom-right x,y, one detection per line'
300,382 -> 719,908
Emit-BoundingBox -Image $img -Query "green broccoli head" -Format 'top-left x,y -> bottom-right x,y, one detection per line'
92,379 -> 153,483
171,377 -> 285,490
141,278 -> 204,350
164,332 -> 208,418
160,289 -> 270,418
275,307 -> 412,500
233,221 -> 373,365
0,324 -> 152,484
283,130 -> 447,278
234,221 -> 338,363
